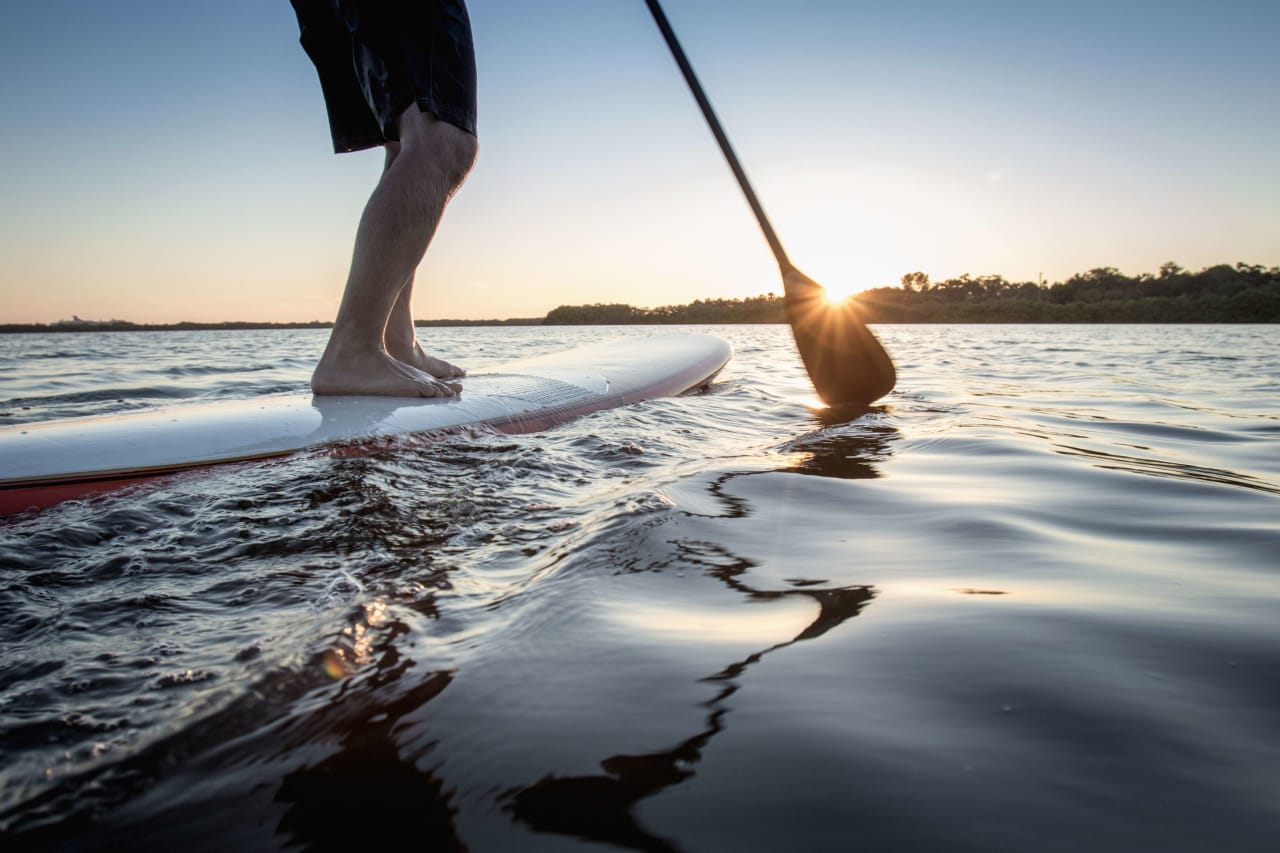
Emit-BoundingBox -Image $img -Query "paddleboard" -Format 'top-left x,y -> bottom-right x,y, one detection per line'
0,332 -> 731,516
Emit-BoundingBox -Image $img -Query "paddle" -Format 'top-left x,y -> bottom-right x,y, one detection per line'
643,0 -> 896,407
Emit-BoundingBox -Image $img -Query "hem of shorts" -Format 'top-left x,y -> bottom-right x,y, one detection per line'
414,96 -> 477,138
331,101 -> 475,154
332,134 -> 390,154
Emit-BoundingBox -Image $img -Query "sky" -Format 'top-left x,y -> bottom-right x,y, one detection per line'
1,0 -> 1276,323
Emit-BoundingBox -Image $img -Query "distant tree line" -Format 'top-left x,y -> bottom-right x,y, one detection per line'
543,262 -> 1280,324
5,262 -> 1275,331
0,319 -> 334,334
0,318 -> 541,334
545,293 -> 785,325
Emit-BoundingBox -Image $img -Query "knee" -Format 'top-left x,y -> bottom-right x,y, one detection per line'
400,109 -> 477,189
441,126 -> 478,187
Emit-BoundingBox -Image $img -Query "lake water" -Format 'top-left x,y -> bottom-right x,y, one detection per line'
1,324 -> 1277,851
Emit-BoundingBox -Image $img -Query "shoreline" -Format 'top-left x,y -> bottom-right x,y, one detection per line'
0,319 -> 545,333
9,263 -> 1276,332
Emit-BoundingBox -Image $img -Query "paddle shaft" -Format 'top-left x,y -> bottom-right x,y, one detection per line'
644,0 -> 897,407
643,0 -> 792,273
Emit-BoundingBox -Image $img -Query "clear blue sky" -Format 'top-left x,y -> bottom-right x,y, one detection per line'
1,0 -> 1276,322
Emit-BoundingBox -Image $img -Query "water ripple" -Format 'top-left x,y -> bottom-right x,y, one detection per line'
1,325 -> 1277,850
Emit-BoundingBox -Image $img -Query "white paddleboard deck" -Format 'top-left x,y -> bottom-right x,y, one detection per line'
0,333 -> 731,516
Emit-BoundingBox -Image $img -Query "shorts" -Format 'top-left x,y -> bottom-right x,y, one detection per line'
291,0 -> 477,153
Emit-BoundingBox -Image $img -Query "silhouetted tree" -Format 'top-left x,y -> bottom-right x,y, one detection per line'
537,262 -> 1279,325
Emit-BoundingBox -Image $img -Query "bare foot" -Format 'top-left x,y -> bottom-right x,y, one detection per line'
393,340 -> 466,379
311,349 -> 461,397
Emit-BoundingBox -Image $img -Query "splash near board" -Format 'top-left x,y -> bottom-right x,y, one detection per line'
0,333 -> 731,516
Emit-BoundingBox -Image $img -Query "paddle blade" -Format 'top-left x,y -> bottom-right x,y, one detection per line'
782,267 -> 896,407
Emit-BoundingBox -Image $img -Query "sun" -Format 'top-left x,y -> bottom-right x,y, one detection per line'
781,212 -> 905,307
769,165 -> 927,306
821,282 -> 861,305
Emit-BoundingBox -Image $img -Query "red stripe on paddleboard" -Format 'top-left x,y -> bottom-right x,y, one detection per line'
0,366 -> 722,518
1,476 -> 164,517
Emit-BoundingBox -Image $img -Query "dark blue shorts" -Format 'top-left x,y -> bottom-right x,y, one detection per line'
291,0 -> 477,153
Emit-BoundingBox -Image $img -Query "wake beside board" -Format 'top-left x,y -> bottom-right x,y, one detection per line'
0,333 -> 731,516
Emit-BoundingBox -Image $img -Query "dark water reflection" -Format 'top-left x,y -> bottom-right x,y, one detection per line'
509,554 -> 875,851
782,419 -> 896,480
2,325 -> 1279,851
273,671 -> 463,852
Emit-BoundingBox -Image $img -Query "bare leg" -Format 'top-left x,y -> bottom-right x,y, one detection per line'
312,106 -> 477,396
380,140 -> 466,379
385,273 -> 466,378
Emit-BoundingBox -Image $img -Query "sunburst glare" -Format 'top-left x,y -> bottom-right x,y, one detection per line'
773,171 -> 920,302
821,282 -> 861,305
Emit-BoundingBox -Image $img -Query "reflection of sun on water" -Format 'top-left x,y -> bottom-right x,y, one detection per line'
614,599 -> 816,646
